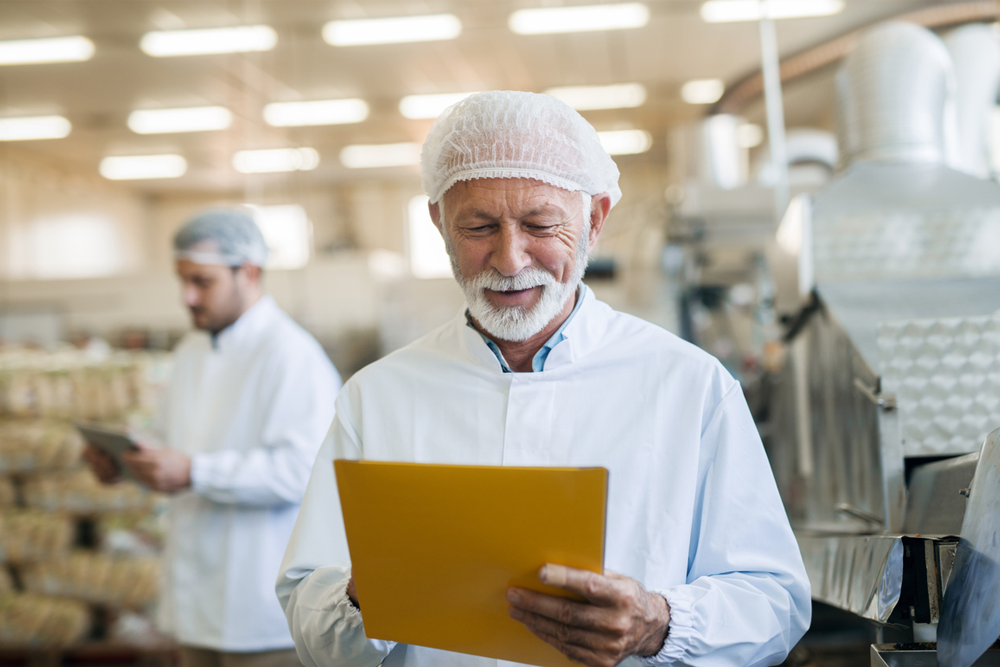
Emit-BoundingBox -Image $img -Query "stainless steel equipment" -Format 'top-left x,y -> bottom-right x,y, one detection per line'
762,21 -> 1000,664
939,430 -> 1000,667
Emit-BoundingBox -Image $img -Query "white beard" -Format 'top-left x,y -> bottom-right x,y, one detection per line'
445,229 -> 590,343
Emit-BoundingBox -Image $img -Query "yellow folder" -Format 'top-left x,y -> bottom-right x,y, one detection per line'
334,459 -> 608,667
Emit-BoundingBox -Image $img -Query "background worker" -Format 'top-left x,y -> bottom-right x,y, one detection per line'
84,208 -> 341,667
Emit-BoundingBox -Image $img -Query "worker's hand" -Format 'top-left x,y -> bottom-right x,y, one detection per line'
122,443 -> 191,493
506,565 -> 670,667
82,445 -> 121,484
347,577 -> 360,610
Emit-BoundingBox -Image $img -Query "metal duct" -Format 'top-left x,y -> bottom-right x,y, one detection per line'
668,115 -> 748,190
944,24 -> 1000,179
756,128 -> 838,188
836,22 -> 955,167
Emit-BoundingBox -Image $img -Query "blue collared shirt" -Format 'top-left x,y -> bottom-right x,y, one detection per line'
465,287 -> 585,373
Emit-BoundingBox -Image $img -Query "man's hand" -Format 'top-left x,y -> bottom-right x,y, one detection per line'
82,445 -> 121,485
506,565 -> 670,667
122,444 -> 192,493
347,577 -> 360,610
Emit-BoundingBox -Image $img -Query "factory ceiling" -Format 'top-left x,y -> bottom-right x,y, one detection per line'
0,0 -> 942,194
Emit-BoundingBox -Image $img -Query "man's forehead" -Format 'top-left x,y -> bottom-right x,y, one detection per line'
444,178 -> 580,210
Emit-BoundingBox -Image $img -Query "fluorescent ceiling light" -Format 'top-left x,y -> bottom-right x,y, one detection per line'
323,14 -> 461,46
545,83 -> 647,111
0,36 -> 94,66
340,142 -> 421,169
509,3 -> 649,35
232,148 -> 320,174
128,106 -> 232,134
598,130 -> 652,155
737,123 -> 764,148
399,92 -> 479,119
0,115 -> 71,141
140,25 -> 277,57
681,79 -> 725,104
99,154 -> 187,180
263,99 -> 369,127
701,0 -> 844,22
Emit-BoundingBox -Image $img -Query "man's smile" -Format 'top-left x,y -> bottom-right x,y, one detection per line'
486,286 -> 540,307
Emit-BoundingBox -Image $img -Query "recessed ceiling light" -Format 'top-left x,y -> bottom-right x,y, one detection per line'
737,123 -> 764,148
263,99 -> 369,127
681,79 -> 725,104
323,14 -> 461,46
399,92 -> 479,119
0,115 -> 72,141
0,36 -> 94,66
598,130 -> 652,155
140,25 -> 277,57
701,0 -> 844,22
128,106 -> 232,134
340,143 -> 421,169
99,155 -> 187,180
545,84 -> 647,111
509,3 -> 649,35
232,148 -> 320,174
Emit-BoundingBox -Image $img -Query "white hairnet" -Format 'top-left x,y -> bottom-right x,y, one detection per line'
421,91 -> 622,208
173,207 -> 268,267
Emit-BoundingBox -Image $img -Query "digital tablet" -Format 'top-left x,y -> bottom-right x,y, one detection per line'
75,423 -> 140,483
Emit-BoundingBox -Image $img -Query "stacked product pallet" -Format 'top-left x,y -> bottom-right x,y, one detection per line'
0,348 -> 171,651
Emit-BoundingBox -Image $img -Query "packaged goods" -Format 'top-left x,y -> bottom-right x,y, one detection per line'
0,348 -> 169,422
97,513 -> 166,557
20,469 -> 161,515
19,551 -> 159,608
0,477 -> 14,506
0,593 -> 90,647
0,509 -> 75,563
0,420 -> 85,474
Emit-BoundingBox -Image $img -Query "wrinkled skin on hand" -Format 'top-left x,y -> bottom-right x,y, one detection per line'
506,564 -> 670,667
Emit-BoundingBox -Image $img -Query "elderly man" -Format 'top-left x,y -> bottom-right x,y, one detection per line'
83,209 -> 341,667
277,92 -> 810,667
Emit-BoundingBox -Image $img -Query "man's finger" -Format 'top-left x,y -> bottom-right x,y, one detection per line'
509,605 -> 609,650
522,624 -> 607,667
507,587 -> 606,630
539,565 -> 619,605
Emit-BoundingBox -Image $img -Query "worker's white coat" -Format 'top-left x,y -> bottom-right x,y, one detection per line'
277,286 -> 810,667
159,295 -> 341,651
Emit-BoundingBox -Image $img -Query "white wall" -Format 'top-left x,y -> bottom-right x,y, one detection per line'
0,149 -> 148,280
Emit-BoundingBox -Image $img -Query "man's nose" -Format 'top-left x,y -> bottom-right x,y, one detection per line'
182,285 -> 200,307
491,227 -> 530,277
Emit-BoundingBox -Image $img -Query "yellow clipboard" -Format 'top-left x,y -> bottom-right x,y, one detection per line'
334,459 -> 608,667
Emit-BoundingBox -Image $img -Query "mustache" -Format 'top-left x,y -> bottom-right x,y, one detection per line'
466,266 -> 557,293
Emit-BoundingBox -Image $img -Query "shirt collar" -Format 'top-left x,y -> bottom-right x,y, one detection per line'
460,284 -> 607,373
212,294 -> 277,351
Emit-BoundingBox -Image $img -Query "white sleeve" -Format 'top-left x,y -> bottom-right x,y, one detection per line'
639,383 -> 811,667
276,409 -> 396,667
189,348 -> 341,507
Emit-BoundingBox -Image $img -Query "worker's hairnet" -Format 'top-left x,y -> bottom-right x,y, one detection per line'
173,208 -> 268,267
421,91 -> 622,208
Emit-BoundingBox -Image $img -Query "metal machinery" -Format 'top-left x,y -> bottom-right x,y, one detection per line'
764,21 -> 1000,667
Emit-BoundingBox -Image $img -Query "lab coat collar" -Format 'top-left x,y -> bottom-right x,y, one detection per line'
212,295 -> 278,352
456,284 -> 611,373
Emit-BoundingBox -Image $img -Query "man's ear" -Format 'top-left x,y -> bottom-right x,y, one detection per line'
239,263 -> 262,283
428,201 -> 443,234
587,194 -> 612,250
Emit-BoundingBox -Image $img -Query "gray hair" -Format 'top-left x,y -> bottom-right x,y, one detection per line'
173,208 -> 268,267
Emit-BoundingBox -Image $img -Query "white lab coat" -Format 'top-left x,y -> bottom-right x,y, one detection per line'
159,295 -> 341,651
277,286 -> 810,667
